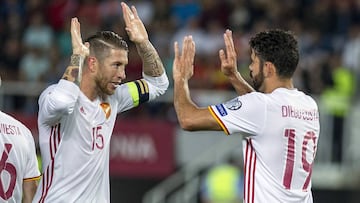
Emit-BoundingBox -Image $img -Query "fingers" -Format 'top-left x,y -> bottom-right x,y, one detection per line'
71,17 -> 78,35
224,29 -> 235,55
121,2 -> 133,25
174,41 -> 179,59
131,5 -> 140,19
182,36 -> 195,62
219,49 -> 226,63
71,17 -> 81,51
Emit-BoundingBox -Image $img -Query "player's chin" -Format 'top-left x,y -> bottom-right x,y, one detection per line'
105,84 -> 117,95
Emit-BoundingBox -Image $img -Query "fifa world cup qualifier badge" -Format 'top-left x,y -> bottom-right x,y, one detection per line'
225,98 -> 242,110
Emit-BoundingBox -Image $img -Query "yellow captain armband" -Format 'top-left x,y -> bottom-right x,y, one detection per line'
127,79 -> 150,107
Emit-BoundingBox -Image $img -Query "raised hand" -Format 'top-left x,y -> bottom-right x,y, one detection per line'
121,2 -> 148,44
219,29 -> 238,77
218,29 -> 254,94
63,17 -> 89,85
70,17 -> 89,57
173,36 -> 196,81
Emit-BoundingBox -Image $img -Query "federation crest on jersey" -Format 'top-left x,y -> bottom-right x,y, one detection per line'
225,98 -> 242,110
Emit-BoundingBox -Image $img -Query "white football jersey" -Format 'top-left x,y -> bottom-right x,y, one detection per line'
0,111 -> 41,203
209,88 -> 320,203
33,73 -> 168,203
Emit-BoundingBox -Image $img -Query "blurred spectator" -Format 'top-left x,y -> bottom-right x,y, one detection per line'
342,24 -> 360,98
320,52 -> 355,163
200,158 -> 243,203
25,0 -> 45,13
99,0 -> 122,30
55,18 -> 72,58
19,47 -> 50,82
0,0 -> 26,22
130,0 -> 154,26
170,0 -> 201,29
45,0 -> 78,32
75,0 -> 100,35
23,11 -> 54,52
198,0 -> 230,30
228,0 -> 251,31
0,36 -> 22,80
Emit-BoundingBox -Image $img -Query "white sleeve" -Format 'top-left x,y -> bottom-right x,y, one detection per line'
209,92 -> 267,136
38,79 -> 80,125
142,72 -> 169,100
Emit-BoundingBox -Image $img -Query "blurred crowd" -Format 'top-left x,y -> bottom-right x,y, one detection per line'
0,0 -> 359,117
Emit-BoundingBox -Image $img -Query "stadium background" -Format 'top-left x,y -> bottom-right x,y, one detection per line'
1,0 -> 360,202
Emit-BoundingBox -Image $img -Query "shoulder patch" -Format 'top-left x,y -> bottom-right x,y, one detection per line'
225,98 -> 242,110
215,104 -> 228,116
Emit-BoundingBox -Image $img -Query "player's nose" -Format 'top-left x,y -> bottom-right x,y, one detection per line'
117,68 -> 126,80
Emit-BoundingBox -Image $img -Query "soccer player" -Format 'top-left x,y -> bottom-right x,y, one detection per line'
33,2 -> 169,202
172,30 -> 320,203
0,78 -> 41,203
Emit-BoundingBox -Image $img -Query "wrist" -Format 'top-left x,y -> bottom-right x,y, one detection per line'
70,54 -> 85,67
227,71 -> 241,80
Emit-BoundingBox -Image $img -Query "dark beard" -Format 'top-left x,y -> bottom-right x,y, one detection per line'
251,70 -> 264,92
250,60 -> 265,92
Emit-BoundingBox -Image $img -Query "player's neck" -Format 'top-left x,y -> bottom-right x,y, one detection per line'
264,78 -> 294,93
80,77 -> 98,101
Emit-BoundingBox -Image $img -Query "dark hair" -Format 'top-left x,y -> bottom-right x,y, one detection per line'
249,29 -> 299,78
85,31 -> 128,62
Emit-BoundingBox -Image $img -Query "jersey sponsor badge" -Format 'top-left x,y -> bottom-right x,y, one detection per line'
215,104 -> 228,116
225,98 -> 242,110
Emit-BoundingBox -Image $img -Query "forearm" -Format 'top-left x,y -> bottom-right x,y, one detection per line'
227,72 -> 254,95
136,40 -> 164,77
174,78 -> 198,129
22,180 -> 38,203
61,54 -> 84,86
174,78 -> 222,131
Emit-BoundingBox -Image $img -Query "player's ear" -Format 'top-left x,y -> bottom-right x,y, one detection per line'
264,62 -> 276,78
87,56 -> 97,72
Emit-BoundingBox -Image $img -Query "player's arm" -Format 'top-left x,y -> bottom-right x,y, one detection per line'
121,2 -> 167,78
22,179 -> 38,203
39,18 -> 89,124
61,17 -> 90,86
219,30 -> 254,95
173,36 -> 222,131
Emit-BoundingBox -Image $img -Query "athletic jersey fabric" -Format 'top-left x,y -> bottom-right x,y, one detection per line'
209,88 -> 320,203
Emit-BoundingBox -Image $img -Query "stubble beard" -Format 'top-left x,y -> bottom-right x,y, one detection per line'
95,76 -> 113,100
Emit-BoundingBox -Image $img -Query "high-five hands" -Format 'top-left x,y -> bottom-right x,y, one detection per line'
173,36 -> 196,82
121,2 -> 148,44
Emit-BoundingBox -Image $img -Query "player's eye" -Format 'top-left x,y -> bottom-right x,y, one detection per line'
112,63 -> 121,69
